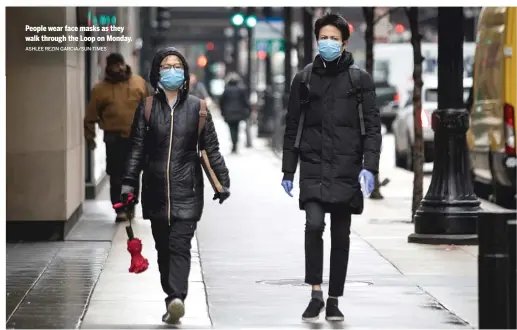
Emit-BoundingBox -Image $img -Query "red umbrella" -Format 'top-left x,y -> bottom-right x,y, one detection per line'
113,194 -> 149,273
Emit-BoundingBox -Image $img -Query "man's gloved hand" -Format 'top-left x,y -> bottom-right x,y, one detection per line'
281,180 -> 293,197
213,187 -> 230,204
87,139 -> 96,150
358,169 -> 375,195
120,185 -> 135,204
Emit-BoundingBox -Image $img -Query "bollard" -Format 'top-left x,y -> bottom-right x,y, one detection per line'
508,218 -> 516,329
478,210 -> 516,329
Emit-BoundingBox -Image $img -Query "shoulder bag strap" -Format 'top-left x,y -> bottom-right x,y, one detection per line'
294,64 -> 313,150
348,65 -> 366,136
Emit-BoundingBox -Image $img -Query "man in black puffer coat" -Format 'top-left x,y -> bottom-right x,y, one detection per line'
281,13 -> 381,322
121,47 -> 230,324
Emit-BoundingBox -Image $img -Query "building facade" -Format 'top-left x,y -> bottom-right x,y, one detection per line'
6,7 -> 142,241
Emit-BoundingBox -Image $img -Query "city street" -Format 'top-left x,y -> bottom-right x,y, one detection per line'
8,111 -> 505,329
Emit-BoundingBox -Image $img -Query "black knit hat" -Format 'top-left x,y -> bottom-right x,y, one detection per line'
106,53 -> 125,66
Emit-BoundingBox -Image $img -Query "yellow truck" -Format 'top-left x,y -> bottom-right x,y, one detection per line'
469,7 -> 516,209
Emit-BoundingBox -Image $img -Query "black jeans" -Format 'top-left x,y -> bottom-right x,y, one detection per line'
304,201 -> 352,297
150,218 -> 197,306
104,132 -> 139,207
227,121 -> 240,151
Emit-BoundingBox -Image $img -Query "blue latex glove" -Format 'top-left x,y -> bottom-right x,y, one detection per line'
359,169 -> 375,195
281,180 -> 293,197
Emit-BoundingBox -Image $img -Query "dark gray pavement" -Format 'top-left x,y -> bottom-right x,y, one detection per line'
196,117 -> 476,328
6,198 -> 118,329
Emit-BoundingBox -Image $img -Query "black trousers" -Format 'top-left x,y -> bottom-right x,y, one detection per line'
150,218 -> 197,306
304,201 -> 352,297
104,132 -> 139,207
227,121 -> 240,151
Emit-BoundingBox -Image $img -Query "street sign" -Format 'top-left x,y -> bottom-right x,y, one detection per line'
255,39 -> 284,54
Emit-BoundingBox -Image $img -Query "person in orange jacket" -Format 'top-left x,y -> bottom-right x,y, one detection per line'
84,53 -> 150,222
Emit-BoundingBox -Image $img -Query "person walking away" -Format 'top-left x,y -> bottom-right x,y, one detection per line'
281,13 -> 381,322
189,73 -> 210,102
121,46 -> 230,324
219,73 -> 250,153
84,53 -> 149,222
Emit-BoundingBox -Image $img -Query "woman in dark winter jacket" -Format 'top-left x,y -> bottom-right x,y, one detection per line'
121,47 -> 230,324
219,72 -> 250,153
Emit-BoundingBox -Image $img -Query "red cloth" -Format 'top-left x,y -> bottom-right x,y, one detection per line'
127,238 -> 149,273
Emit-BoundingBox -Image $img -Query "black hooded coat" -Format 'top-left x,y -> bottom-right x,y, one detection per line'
219,78 -> 250,123
123,47 -> 230,222
282,52 -> 381,213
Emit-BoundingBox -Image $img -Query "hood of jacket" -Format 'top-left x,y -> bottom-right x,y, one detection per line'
149,47 -> 190,105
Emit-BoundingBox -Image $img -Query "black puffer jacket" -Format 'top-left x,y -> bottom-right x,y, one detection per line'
282,52 -> 381,212
219,79 -> 250,123
123,47 -> 230,221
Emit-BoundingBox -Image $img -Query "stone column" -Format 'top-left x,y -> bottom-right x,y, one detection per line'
6,7 -> 85,241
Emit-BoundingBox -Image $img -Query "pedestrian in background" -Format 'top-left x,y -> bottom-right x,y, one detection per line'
281,13 -> 381,322
189,73 -> 211,102
219,72 -> 251,154
121,46 -> 230,325
84,53 -> 149,223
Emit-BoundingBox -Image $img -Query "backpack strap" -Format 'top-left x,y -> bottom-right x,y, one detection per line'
348,64 -> 366,137
294,64 -> 313,150
144,96 -> 153,123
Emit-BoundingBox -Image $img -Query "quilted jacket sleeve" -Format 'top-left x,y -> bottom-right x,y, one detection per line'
359,71 -> 382,174
123,100 -> 146,187
201,110 -> 230,189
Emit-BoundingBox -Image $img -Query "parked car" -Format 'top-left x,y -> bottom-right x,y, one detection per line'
376,81 -> 400,131
393,75 -> 472,171
468,7 -> 516,209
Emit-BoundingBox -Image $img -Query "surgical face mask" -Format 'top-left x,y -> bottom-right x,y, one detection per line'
318,39 -> 343,62
160,68 -> 185,91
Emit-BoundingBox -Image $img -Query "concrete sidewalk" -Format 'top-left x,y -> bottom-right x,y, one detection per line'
195,118 -> 481,328
80,211 -> 211,328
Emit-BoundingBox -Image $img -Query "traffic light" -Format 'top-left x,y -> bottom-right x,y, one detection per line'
245,15 -> 257,28
197,55 -> 208,68
156,7 -> 172,31
231,9 -> 256,29
231,13 -> 245,26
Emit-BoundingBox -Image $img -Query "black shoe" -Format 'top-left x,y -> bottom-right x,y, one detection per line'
302,298 -> 325,322
325,298 -> 344,321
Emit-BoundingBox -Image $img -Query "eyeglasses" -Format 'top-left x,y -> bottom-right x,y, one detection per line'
160,65 -> 184,72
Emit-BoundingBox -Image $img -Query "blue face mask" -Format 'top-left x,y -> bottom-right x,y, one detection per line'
160,68 -> 185,90
318,39 -> 343,62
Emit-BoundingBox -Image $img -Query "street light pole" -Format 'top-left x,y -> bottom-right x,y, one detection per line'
408,7 -> 481,245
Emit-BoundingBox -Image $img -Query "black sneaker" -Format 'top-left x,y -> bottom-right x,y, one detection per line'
302,298 -> 325,322
162,312 -> 170,323
325,298 -> 344,321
